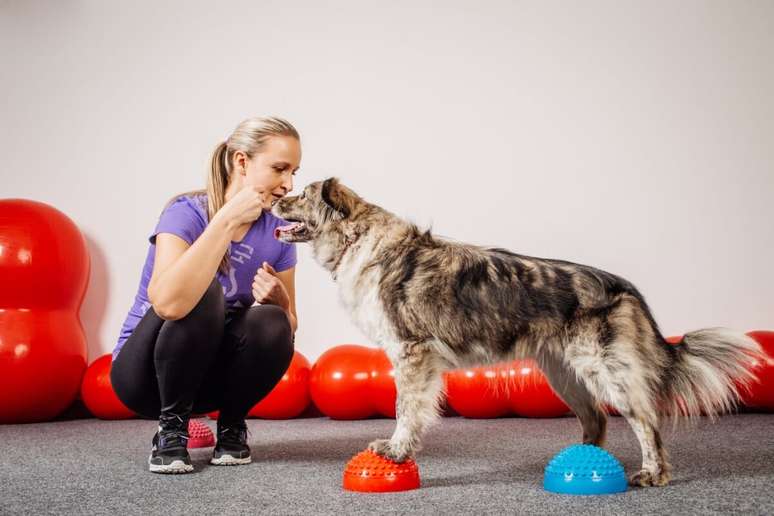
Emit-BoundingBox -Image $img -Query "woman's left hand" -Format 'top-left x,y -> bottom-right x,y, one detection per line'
252,262 -> 290,310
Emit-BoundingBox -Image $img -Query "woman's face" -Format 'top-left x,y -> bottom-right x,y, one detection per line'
232,135 -> 302,208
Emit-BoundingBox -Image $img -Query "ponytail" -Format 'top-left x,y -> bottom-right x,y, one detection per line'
208,141 -> 232,273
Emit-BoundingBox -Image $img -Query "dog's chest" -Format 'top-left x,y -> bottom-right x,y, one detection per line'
335,240 -> 398,346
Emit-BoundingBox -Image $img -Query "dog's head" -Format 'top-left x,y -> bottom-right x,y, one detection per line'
271,177 -> 364,244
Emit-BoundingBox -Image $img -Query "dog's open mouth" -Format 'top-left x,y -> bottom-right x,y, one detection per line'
274,220 -> 309,241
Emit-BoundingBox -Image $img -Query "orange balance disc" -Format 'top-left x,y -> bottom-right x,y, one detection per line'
343,449 -> 421,492
187,419 -> 215,448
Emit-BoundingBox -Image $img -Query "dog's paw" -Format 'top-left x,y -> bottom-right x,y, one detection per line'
629,468 -> 671,487
367,439 -> 411,463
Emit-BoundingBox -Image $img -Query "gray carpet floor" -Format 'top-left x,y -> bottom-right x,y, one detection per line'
1,414 -> 773,515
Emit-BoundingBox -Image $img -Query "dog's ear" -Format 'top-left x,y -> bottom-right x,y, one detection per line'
321,177 -> 355,218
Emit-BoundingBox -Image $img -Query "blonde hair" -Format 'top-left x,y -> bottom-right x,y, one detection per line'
170,116 -> 300,272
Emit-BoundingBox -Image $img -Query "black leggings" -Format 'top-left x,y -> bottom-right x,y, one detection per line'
111,279 -> 294,425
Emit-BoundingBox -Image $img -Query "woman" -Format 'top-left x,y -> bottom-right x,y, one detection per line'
111,117 -> 302,473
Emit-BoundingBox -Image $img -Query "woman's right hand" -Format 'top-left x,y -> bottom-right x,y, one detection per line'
214,186 -> 268,230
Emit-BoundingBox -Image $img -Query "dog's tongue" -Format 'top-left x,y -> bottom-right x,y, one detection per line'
274,222 -> 303,239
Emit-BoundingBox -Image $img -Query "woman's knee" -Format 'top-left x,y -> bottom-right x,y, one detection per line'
186,279 -> 225,323
109,356 -> 160,418
155,279 -> 224,359
244,305 -> 294,363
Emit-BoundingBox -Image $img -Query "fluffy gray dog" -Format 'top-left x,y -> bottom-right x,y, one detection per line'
271,177 -> 762,487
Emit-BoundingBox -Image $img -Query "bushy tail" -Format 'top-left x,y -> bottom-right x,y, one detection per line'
662,328 -> 763,419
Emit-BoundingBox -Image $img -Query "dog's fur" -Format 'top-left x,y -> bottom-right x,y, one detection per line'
271,178 -> 763,487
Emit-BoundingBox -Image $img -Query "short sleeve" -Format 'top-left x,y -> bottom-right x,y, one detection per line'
274,242 -> 297,273
149,197 -> 208,245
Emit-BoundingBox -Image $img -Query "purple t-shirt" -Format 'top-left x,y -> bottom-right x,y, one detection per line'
113,193 -> 297,360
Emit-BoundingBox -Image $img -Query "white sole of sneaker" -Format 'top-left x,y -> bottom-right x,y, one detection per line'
210,454 -> 252,466
148,457 -> 194,474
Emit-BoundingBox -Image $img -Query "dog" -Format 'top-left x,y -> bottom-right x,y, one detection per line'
271,177 -> 763,487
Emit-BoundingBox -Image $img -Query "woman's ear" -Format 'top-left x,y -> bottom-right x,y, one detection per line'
233,151 -> 248,175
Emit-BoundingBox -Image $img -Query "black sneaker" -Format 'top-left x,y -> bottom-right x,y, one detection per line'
210,420 -> 251,466
148,418 -> 193,474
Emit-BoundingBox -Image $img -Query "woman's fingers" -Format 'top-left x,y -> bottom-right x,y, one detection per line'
255,268 -> 279,285
253,272 -> 280,303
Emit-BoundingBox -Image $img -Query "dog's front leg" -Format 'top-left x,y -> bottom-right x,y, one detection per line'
368,342 -> 445,462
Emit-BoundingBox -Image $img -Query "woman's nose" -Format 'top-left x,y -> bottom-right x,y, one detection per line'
282,174 -> 294,193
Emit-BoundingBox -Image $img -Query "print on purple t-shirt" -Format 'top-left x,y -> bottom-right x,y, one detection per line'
113,193 -> 297,360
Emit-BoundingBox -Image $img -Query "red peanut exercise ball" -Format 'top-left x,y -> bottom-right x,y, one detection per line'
80,354 -> 135,420
0,199 -> 89,423
369,349 -> 397,418
444,364 -> 511,418
310,344 -> 375,420
740,330 -> 774,411
249,350 -> 311,419
506,359 -> 570,418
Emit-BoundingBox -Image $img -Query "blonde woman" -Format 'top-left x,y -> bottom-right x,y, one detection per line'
111,117 -> 301,473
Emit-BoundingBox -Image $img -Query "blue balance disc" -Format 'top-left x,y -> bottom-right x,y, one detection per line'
544,444 -> 628,495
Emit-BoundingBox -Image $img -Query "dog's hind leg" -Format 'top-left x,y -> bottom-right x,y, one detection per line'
573,354 -> 672,487
570,341 -> 672,486
620,412 -> 671,487
563,294 -> 674,487
368,341 -> 445,462
602,362 -> 671,486
539,354 -> 608,446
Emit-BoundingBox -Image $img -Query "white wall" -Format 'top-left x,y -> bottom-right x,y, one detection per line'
2,1 -> 773,363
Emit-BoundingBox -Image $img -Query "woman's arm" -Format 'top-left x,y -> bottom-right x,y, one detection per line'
147,214 -> 238,320
275,267 -> 298,333
148,186 -> 266,320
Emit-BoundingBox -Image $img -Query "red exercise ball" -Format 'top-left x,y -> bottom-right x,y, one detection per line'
0,199 -> 89,423
249,350 -> 311,419
81,354 -> 135,420
740,330 -> 774,411
310,344 -> 375,420
369,349 -> 397,418
444,364 -> 511,418
506,359 -> 570,418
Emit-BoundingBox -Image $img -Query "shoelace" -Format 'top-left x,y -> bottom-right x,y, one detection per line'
159,430 -> 189,449
218,424 -> 250,448
158,414 -> 190,449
